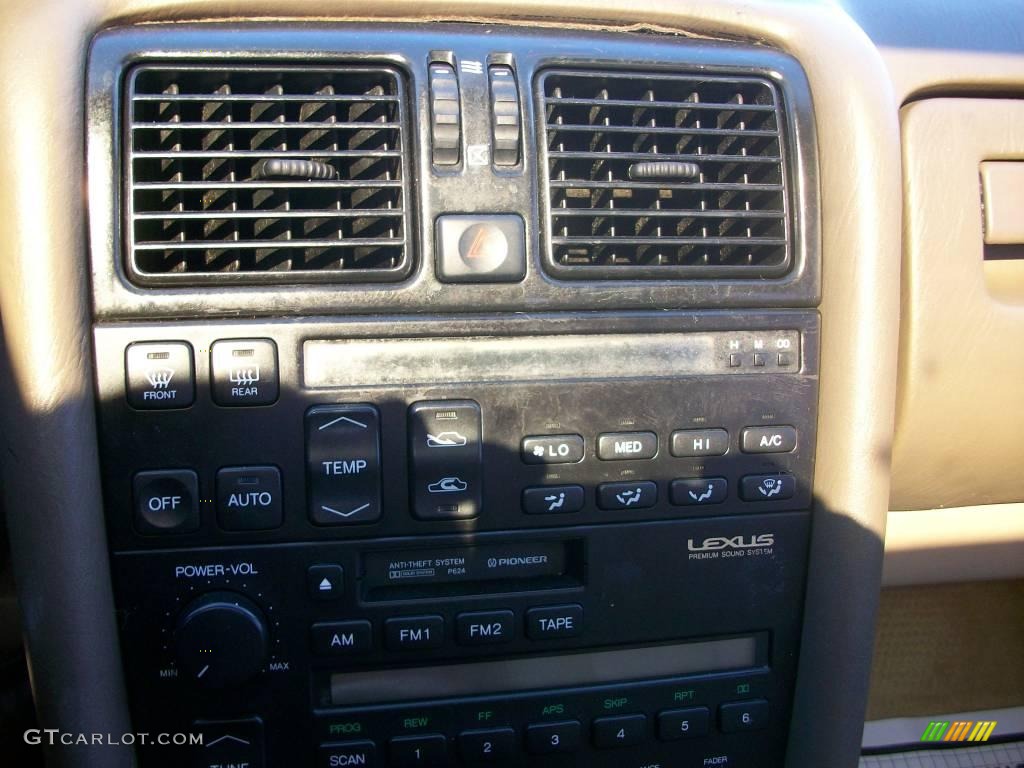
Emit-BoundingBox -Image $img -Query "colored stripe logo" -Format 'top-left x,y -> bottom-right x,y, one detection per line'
921,721 -> 997,742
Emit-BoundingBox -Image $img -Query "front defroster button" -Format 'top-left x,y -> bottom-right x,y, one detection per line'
526,604 -> 582,640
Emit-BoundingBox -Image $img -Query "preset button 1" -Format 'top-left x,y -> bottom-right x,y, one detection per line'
306,405 -> 382,526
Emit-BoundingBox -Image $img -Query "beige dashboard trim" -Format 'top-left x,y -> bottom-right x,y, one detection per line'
0,1 -> 900,766
883,505 -> 1024,586
892,98 -> 1024,511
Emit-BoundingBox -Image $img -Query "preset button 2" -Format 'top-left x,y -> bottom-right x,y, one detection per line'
306,405 -> 382,526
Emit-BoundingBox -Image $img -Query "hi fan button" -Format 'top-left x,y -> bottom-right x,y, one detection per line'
305,405 -> 382,525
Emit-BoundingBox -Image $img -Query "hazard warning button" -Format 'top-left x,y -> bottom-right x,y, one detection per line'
436,214 -> 526,283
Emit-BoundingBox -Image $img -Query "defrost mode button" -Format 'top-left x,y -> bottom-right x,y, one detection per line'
125,341 -> 195,410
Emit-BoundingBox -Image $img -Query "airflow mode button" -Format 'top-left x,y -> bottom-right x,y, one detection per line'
409,401 -> 482,520
306,405 -> 382,526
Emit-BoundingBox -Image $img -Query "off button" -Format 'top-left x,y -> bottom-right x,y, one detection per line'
133,469 -> 199,534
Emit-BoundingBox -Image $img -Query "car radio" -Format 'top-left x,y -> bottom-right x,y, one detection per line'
93,311 -> 819,767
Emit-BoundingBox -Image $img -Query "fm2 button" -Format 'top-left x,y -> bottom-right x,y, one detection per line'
211,339 -> 279,407
306,405 -> 382,526
125,341 -> 195,410
436,215 -> 526,283
133,469 -> 199,534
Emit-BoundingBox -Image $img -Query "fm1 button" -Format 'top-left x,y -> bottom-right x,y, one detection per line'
133,469 -> 199,534
210,338 -> 279,407
385,616 -> 444,650
526,604 -> 582,640
125,341 -> 195,410
437,215 -> 526,283
192,717 -> 264,768
216,466 -> 283,531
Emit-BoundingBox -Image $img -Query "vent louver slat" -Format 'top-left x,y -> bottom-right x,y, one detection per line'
539,70 -> 791,278
126,65 -> 411,285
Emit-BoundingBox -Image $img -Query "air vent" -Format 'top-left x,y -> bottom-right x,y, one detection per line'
126,64 -> 411,285
539,69 -> 791,279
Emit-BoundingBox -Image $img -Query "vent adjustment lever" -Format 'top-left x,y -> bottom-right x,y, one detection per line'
429,63 -> 462,166
488,65 -> 521,167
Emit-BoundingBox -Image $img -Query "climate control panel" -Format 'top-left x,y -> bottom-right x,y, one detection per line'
94,312 -> 819,768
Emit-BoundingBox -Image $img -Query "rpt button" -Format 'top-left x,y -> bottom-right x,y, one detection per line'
306,405 -> 382,525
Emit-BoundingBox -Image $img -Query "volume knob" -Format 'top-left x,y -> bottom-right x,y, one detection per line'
174,591 -> 269,688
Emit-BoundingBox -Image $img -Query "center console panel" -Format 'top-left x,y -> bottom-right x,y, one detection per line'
94,312 -> 818,767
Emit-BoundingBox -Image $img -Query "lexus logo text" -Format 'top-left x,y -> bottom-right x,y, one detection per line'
687,534 -> 775,551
